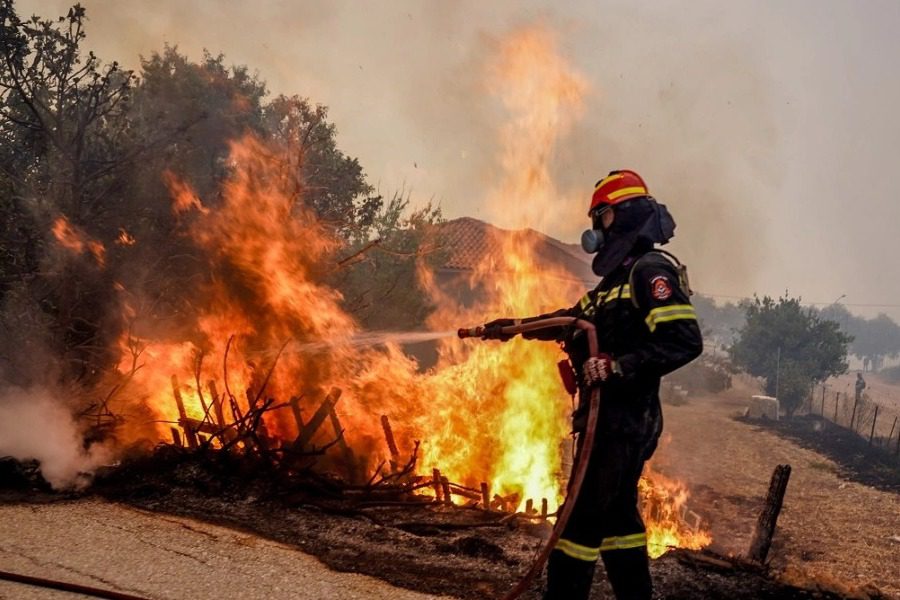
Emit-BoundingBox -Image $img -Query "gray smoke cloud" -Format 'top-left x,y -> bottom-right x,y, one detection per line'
0,386 -> 114,489
17,0 -> 900,319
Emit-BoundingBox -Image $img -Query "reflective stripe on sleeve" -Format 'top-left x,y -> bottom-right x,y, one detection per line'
598,532 -> 648,552
554,538 -> 601,562
597,284 -> 631,303
644,304 -> 697,332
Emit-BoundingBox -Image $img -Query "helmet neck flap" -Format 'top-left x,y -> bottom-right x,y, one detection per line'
588,196 -> 676,277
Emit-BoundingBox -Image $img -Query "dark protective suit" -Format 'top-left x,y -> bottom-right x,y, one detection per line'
523,246 -> 703,599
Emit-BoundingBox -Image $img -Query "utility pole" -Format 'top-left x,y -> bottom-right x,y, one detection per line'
775,346 -> 781,401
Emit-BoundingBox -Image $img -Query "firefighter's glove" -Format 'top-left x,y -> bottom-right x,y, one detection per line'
482,318 -> 516,341
583,354 -> 620,387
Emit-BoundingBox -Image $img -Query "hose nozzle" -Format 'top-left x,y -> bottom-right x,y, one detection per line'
457,326 -> 485,339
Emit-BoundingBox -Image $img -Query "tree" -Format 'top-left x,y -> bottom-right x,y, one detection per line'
730,295 -> 852,417
0,1 -> 439,388
333,192 -> 443,330
692,294 -> 745,349
817,304 -> 900,371
0,1 -> 136,383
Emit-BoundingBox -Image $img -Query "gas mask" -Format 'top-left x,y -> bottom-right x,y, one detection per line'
580,208 -> 610,254
580,227 -> 605,254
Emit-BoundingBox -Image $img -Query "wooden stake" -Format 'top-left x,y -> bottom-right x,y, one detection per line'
171,374 -> 188,421
208,380 -> 225,427
541,498 -> 548,520
170,427 -> 182,447
869,405 -> 879,446
289,396 -> 304,434
888,417 -> 898,449
748,464 -> 791,564
328,402 -> 360,482
432,468 -> 443,502
480,482 -> 490,510
381,415 -> 400,472
850,393 -> 860,431
525,498 -> 534,515
441,476 -> 452,505
171,375 -> 197,448
295,388 -> 342,449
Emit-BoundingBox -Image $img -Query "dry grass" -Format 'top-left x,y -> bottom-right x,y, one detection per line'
654,377 -> 900,598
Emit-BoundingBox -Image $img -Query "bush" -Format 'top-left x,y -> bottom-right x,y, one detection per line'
664,356 -> 733,395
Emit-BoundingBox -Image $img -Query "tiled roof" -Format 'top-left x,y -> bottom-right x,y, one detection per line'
436,217 -> 596,284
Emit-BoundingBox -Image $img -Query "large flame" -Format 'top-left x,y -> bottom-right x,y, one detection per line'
108,24 -> 708,558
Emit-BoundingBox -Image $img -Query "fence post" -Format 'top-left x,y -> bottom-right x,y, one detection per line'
821,388 -> 826,416
888,417 -> 898,449
850,393 -> 860,431
869,406 -> 879,446
833,392 -> 839,423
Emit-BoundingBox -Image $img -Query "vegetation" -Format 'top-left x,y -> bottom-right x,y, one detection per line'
0,2 -> 440,387
729,295 -> 852,417
818,304 -> 900,372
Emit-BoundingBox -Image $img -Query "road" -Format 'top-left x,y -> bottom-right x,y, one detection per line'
0,499 -> 454,600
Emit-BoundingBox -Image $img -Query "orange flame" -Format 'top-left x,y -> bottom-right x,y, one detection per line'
116,229 -> 136,246
640,464 -> 713,558
51,216 -> 106,266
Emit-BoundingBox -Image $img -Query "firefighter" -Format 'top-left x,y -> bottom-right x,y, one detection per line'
483,170 -> 703,599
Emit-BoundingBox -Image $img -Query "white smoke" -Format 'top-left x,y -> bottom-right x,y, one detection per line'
0,386 -> 114,489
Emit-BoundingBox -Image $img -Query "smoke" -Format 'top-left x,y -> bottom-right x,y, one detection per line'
16,0 -> 792,300
0,386 -> 114,489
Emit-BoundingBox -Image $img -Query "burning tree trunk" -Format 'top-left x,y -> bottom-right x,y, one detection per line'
748,464 -> 791,564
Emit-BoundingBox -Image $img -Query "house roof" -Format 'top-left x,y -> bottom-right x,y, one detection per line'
436,217 -> 596,284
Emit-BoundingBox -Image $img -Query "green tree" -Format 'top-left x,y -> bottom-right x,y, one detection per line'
0,1 -> 136,383
333,192 -> 443,330
0,1 -> 436,387
730,295 -> 852,417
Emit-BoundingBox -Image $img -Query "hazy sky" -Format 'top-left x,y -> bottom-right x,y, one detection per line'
18,0 -> 900,320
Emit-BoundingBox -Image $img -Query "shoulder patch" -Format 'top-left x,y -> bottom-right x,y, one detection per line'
650,274 -> 673,301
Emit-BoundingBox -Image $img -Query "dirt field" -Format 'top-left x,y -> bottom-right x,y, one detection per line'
654,377 -> 900,598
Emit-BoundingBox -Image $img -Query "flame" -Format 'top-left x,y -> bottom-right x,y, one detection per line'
116,229 -> 136,246
51,216 -> 106,266
104,23 -> 708,557
640,464 -> 713,558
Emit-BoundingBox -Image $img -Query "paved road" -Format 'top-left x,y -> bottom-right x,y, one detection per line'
0,499 -> 454,600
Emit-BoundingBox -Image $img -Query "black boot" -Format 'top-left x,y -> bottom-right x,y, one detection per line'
600,547 -> 652,600
543,550 -> 597,600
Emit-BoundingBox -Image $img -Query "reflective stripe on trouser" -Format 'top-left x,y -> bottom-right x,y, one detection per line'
544,426 -> 656,600
554,532 -> 646,562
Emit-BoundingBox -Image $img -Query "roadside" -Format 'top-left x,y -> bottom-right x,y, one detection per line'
655,379 -> 900,598
0,499 -> 453,600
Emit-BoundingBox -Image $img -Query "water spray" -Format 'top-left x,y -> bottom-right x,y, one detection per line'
282,330 -> 458,355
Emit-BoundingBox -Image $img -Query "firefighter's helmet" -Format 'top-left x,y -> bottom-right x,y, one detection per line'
589,170 -> 649,216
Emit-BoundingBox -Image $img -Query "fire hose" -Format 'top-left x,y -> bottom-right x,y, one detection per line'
458,318 -> 601,600
0,568 -> 151,600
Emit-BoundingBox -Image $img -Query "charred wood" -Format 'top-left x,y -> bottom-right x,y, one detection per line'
748,464 -> 791,564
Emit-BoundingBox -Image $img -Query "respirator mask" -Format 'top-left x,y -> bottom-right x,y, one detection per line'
580,207 -> 611,254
